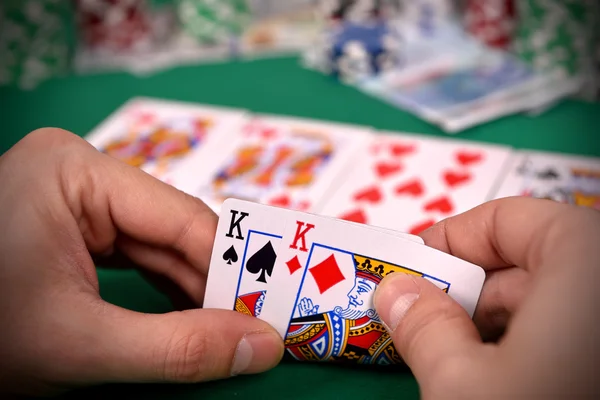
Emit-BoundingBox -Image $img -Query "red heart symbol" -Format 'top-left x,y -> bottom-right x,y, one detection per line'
353,185 -> 383,204
394,179 -> 424,197
423,196 -> 454,214
443,170 -> 471,188
339,209 -> 367,224
375,161 -> 402,178
390,143 -> 415,157
409,219 -> 436,235
456,151 -> 483,166
269,195 -> 291,207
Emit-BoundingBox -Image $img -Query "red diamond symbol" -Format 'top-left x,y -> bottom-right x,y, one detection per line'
286,256 -> 302,275
309,254 -> 345,294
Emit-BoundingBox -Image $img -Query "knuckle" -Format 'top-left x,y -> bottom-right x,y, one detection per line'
161,329 -> 211,382
19,128 -> 84,151
9,128 -> 93,175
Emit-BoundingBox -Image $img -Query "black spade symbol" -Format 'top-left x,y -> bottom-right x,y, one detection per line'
223,245 -> 238,265
246,241 -> 277,283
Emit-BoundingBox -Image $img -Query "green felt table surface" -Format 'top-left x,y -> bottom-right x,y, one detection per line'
1,56 -> 599,399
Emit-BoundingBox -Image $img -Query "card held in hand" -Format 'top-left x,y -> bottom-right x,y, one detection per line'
203,199 -> 290,317
258,211 -> 485,365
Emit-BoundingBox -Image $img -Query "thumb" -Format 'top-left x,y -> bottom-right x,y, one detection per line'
85,305 -> 284,384
373,273 -> 483,382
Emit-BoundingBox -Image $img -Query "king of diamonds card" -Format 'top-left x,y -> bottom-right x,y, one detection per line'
258,210 -> 485,365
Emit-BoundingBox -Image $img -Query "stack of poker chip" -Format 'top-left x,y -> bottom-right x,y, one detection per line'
0,0 -> 75,90
74,0 -> 154,54
464,0 -> 516,49
176,0 -> 251,45
512,0 -> 599,100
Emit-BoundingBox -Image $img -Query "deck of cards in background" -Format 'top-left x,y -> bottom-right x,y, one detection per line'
85,97 -> 600,364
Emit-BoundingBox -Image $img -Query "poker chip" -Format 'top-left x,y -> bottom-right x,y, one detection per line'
176,0 -> 251,44
74,0 -> 154,53
512,0 -> 599,99
0,0 -> 75,90
465,0 -> 516,49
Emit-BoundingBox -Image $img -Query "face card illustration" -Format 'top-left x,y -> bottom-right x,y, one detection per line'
318,132 -> 513,235
491,150 -> 600,211
84,97 -> 249,192
203,199 -> 292,318
259,212 -> 485,365
185,115 -> 373,213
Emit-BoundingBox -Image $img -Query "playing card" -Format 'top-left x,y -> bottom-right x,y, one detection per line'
317,132 -> 513,235
491,150 -> 600,210
358,46 -> 570,132
258,210 -> 485,364
173,114 -> 374,214
203,199 -> 424,318
203,199 -> 287,318
84,97 -> 249,191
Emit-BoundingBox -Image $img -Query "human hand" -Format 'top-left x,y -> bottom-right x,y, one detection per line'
373,197 -> 600,398
0,129 -> 283,396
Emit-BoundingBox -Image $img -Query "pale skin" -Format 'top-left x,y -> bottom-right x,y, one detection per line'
1,129 -> 599,398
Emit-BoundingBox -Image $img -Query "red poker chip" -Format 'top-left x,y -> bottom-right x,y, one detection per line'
74,0 -> 152,51
464,0 -> 516,49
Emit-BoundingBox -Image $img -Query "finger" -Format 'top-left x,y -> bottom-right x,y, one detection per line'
50,130 -> 219,274
473,267 -> 530,341
419,196 -> 591,272
83,303 -> 284,384
373,273 -> 485,388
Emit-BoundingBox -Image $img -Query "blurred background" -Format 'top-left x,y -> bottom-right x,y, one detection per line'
0,0 -> 598,134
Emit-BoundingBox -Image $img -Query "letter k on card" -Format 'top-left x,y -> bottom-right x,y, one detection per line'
289,221 -> 315,252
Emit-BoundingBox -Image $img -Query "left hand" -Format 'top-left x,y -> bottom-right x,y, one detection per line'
0,129 -> 284,397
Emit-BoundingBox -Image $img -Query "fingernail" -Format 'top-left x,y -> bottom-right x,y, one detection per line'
231,331 -> 283,376
373,273 -> 420,332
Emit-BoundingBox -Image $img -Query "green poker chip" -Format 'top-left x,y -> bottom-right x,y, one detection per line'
0,0 -> 75,89
513,0 -> 597,81
176,0 -> 251,44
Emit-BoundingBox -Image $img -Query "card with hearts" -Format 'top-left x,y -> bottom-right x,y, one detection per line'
317,132 -> 513,234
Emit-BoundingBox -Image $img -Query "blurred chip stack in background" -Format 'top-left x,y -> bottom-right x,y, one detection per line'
302,0 -> 598,132
176,0 -> 251,45
73,0 -> 321,75
1,0 -> 598,128
75,0 -> 154,54
512,0 -> 600,101
464,0 -> 516,49
0,0 -> 75,90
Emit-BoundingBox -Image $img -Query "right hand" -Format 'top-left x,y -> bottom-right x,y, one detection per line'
373,197 -> 600,398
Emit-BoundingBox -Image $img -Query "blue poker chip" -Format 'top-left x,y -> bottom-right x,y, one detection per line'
329,21 -> 402,80
333,21 -> 390,55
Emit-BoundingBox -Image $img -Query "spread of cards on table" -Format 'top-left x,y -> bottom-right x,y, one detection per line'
85,97 -> 600,365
